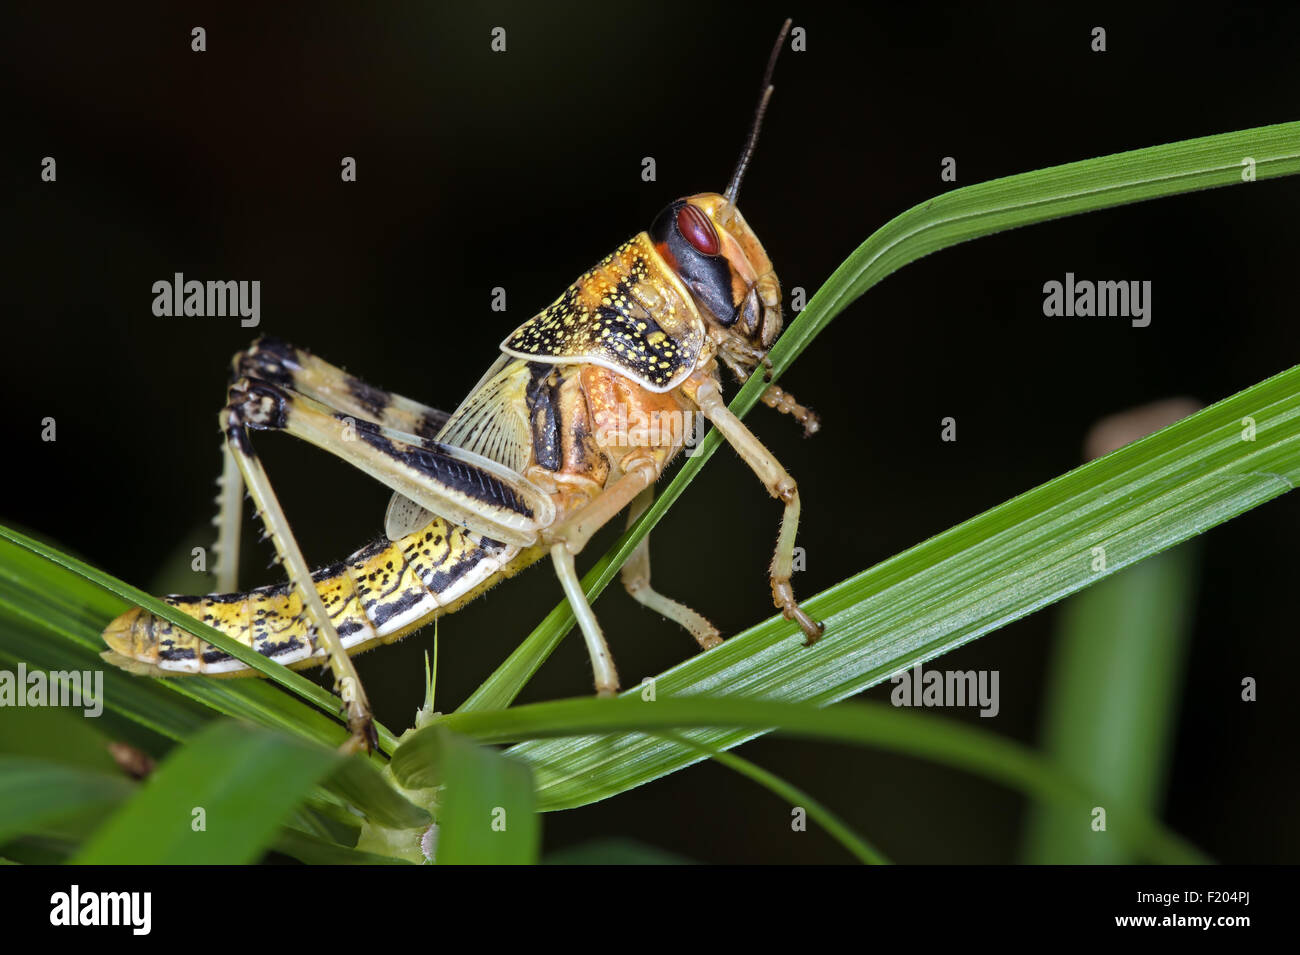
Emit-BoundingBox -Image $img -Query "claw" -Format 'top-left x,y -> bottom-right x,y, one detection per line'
339,710 -> 377,755
336,674 -> 377,754
773,579 -> 824,646
797,614 -> 826,647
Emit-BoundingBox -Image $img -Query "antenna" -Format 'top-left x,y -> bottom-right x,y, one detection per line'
723,18 -> 792,207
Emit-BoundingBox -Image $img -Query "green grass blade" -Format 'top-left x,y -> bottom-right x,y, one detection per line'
73,721 -> 340,865
774,122 -> 1300,382
495,365 -> 1298,810
405,696 -> 1205,864
460,121 -> 1300,713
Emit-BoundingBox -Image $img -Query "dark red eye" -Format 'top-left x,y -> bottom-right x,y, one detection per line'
676,204 -> 720,255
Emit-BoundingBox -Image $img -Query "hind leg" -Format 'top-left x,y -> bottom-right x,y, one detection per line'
212,338 -> 456,593
221,390 -> 378,751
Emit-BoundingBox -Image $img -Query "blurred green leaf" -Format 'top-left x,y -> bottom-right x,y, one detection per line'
73,721 -> 340,864
0,757 -> 134,846
1022,544 -> 1199,863
393,728 -> 538,865
0,704 -> 118,773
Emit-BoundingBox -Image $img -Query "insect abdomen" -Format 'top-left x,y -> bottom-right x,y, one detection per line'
102,518 -> 540,676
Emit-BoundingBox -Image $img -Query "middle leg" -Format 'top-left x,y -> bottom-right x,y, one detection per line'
619,487 -> 721,649
541,456 -> 660,696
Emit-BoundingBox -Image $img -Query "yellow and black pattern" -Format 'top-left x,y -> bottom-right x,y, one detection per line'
500,233 -> 705,391
234,336 -> 451,441
102,517 -> 544,676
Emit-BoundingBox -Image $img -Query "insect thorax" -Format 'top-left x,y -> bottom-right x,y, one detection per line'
499,233 -> 706,392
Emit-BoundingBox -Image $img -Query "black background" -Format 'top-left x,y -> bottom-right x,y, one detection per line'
4,1 -> 1298,863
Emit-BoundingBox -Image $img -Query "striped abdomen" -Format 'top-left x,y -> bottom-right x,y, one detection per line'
101,517 -> 541,676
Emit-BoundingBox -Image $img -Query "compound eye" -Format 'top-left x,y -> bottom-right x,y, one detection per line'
676,204 -> 720,256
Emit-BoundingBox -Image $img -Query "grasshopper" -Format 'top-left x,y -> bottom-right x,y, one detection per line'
101,20 -> 822,750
